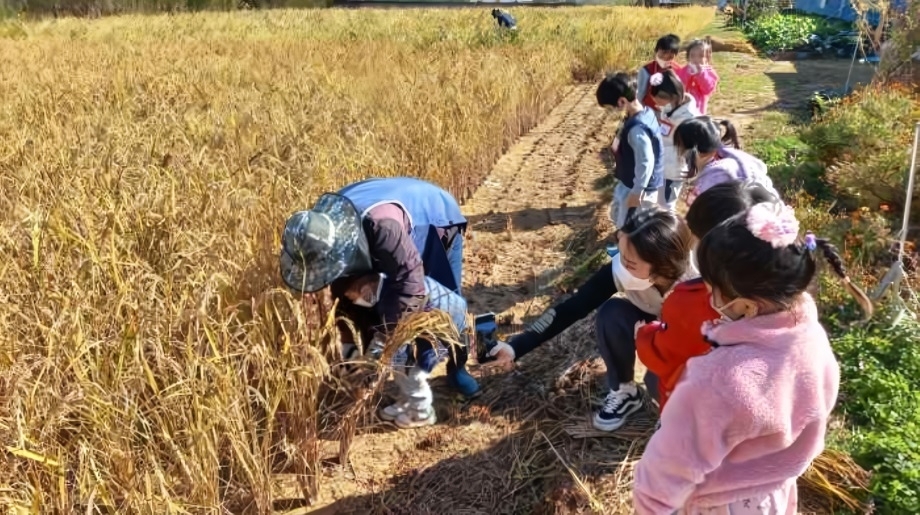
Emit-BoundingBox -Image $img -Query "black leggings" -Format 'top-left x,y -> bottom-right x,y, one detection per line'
508,262 -> 618,358
595,297 -> 657,389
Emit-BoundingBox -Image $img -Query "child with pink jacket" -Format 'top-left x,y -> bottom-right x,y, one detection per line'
676,39 -> 720,115
633,201 -> 874,514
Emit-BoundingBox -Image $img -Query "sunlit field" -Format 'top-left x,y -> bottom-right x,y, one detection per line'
0,7 -> 713,511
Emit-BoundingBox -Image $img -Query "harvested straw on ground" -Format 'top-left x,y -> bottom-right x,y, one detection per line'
707,36 -> 758,55
800,448 -> 873,513
333,309 -> 462,464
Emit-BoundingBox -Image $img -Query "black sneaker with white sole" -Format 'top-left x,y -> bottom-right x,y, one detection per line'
593,384 -> 644,432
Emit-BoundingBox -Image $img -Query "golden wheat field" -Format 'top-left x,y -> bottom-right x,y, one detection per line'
0,6 -> 714,512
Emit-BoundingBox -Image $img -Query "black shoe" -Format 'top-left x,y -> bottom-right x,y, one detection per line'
593,384 -> 643,432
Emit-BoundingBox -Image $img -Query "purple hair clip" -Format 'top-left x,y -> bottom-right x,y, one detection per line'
804,231 -> 817,251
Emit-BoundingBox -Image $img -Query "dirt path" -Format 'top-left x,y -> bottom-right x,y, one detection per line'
299,84 -> 625,515
297,47 -> 877,515
462,84 -> 614,323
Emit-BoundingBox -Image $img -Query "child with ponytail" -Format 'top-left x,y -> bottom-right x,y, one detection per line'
635,180 -> 778,416
673,115 -> 779,206
633,200 -> 872,514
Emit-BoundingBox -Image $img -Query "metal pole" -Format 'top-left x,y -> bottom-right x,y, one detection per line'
899,121 -> 920,262
843,33 -> 859,93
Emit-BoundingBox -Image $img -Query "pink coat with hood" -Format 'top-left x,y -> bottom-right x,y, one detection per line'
676,64 -> 719,115
633,294 -> 840,514
686,146 -> 779,206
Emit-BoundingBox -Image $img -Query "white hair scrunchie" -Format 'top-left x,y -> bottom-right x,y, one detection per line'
746,202 -> 800,248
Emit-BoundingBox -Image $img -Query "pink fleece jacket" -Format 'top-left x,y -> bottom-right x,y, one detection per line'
676,64 -> 720,115
633,294 -> 840,514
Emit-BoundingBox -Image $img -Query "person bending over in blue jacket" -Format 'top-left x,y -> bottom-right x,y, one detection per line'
280,177 -> 479,429
491,8 -> 517,30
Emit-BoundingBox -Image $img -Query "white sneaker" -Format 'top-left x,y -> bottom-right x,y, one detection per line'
394,407 -> 437,429
379,400 -> 411,422
592,383 -> 643,432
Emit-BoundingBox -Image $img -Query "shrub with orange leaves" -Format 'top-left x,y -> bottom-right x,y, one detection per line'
801,83 -> 920,214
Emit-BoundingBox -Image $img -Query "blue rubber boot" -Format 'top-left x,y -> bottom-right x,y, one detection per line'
446,343 -> 481,400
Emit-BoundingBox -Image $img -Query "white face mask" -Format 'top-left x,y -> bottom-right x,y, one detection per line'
352,273 -> 385,308
655,57 -> 670,69
709,295 -> 744,322
611,254 -> 655,291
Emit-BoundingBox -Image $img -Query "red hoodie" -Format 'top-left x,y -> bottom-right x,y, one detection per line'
640,60 -> 685,110
636,278 -> 717,412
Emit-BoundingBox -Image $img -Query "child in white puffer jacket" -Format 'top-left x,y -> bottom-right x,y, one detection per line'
647,69 -> 702,212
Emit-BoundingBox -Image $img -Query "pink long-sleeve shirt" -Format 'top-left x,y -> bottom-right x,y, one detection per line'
633,294 -> 840,514
676,64 -> 719,115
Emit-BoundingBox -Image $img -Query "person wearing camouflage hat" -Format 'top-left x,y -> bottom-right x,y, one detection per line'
340,271 -> 471,429
280,177 -> 479,427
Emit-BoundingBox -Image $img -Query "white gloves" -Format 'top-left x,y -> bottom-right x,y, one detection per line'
487,340 -> 516,362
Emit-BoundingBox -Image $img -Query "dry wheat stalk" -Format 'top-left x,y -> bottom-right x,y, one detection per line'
0,7 -> 716,511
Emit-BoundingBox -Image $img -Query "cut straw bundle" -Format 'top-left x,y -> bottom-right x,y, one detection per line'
800,448 -> 873,513
331,309 -> 462,464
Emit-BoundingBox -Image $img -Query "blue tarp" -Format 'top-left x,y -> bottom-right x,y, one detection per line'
793,0 -> 907,23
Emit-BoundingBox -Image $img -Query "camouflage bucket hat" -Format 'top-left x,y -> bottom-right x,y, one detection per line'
280,193 -> 371,293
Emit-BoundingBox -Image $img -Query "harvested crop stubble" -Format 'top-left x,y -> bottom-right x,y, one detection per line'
0,6 -> 714,511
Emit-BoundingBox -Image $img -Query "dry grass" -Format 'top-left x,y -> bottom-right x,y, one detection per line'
0,6 -> 717,512
707,35 -> 758,55
800,448 -> 873,514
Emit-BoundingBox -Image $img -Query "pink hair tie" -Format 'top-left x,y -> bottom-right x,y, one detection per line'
746,202 -> 800,248
649,72 -> 664,86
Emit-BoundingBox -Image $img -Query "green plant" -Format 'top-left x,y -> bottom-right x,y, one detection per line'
776,161 -> 837,201
743,13 -> 851,53
800,84 -> 920,213
831,317 -> 920,513
810,89 -> 846,118
749,131 -> 839,200
750,134 -> 808,169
